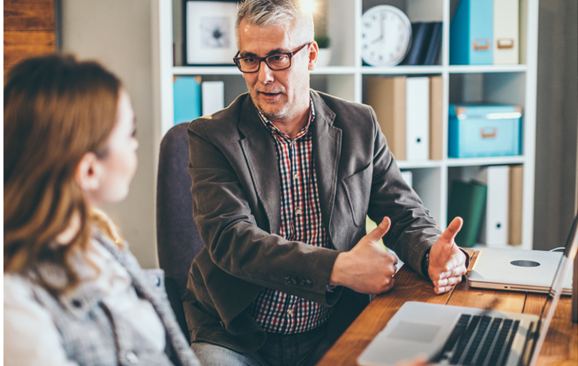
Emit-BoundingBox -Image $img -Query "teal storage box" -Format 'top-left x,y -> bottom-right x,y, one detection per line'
448,104 -> 522,158
450,0 -> 493,65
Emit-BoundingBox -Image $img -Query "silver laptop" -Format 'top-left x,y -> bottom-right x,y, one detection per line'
468,247 -> 573,295
357,215 -> 578,366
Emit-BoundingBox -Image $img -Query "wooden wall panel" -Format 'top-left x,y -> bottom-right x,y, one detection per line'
4,0 -> 56,72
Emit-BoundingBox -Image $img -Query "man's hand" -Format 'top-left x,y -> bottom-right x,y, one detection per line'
330,217 -> 398,295
428,217 -> 467,294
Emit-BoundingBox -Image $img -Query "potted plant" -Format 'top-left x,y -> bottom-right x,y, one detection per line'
315,35 -> 332,67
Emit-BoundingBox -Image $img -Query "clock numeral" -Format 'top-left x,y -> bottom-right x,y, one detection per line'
364,22 -> 371,28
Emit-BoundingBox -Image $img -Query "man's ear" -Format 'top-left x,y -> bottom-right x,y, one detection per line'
75,152 -> 101,194
308,41 -> 319,71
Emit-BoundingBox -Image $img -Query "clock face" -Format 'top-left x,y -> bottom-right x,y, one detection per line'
361,5 -> 412,66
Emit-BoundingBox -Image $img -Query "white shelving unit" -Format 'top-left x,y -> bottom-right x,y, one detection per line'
152,0 -> 539,250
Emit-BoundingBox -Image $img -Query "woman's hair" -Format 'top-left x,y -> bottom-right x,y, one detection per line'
4,54 -> 122,292
235,0 -> 314,48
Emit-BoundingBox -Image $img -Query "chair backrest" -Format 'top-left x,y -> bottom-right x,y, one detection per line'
156,122 -> 204,298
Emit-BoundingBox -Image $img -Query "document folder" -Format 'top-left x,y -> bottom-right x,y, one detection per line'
450,0 -> 493,65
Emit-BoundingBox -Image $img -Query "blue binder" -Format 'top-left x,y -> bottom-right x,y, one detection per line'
450,0 -> 493,65
174,76 -> 201,124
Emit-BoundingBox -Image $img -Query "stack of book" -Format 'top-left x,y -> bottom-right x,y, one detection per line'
401,22 -> 442,66
365,75 -> 443,161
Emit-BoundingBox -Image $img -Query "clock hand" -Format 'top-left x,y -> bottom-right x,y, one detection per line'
371,18 -> 385,44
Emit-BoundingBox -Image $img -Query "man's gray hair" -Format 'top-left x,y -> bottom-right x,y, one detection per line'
235,0 -> 314,48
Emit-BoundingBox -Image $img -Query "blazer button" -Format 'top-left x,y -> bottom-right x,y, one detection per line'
285,276 -> 292,284
305,279 -> 312,287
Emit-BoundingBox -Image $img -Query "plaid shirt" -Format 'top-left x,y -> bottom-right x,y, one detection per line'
248,101 -> 334,334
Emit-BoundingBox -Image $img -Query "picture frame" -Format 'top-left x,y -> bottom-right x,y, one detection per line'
184,0 -> 239,66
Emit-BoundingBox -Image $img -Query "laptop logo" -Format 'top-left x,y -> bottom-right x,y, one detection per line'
511,260 -> 541,267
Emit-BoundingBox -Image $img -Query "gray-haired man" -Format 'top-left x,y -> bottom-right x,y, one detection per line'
182,1 -> 468,365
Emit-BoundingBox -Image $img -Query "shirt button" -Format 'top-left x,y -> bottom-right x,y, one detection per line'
287,309 -> 293,315
126,351 -> 139,364
293,173 -> 299,180
295,208 -> 302,215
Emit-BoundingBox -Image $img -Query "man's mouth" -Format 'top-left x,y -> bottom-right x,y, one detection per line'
259,91 -> 281,96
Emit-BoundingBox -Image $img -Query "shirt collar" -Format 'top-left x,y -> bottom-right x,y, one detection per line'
258,96 -> 315,141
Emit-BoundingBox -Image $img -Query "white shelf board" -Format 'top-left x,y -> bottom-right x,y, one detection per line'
446,156 -> 525,167
448,64 -> 528,74
311,66 -> 357,74
397,160 -> 444,169
173,66 -> 241,75
362,65 -> 444,75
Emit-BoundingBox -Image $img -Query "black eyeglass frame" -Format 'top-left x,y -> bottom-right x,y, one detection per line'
233,42 -> 312,73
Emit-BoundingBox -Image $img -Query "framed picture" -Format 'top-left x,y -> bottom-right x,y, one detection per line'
185,0 -> 239,66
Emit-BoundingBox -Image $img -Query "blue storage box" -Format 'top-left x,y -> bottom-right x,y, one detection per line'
448,104 -> 522,158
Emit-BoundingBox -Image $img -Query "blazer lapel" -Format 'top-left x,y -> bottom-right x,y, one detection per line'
311,92 -> 342,244
237,98 -> 281,235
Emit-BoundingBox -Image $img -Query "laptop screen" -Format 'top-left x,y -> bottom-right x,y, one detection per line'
527,214 -> 578,366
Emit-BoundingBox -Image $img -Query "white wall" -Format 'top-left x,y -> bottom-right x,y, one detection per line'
62,0 -> 158,268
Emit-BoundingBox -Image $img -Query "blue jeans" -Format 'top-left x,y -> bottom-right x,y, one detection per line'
190,324 -> 333,366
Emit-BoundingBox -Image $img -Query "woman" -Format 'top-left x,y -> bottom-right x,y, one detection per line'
4,54 -> 200,366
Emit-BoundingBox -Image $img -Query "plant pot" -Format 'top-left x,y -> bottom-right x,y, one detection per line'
317,48 -> 332,67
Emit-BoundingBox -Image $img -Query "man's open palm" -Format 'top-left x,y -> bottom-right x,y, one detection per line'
428,217 -> 467,294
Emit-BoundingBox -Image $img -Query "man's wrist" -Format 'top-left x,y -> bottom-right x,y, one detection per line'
422,248 -> 431,278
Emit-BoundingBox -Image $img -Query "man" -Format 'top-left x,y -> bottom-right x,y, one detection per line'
182,1 -> 468,365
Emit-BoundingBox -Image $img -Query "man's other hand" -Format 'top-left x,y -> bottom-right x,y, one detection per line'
428,217 -> 467,294
330,217 -> 398,295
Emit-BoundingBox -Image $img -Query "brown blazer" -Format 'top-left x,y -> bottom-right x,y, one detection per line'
182,91 -> 442,353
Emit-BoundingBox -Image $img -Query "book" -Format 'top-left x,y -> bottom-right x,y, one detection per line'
423,22 -> 442,65
366,76 -> 407,160
201,81 -> 225,116
429,76 -> 443,160
508,165 -> 523,245
405,77 -> 429,161
173,76 -> 202,124
402,22 -> 432,65
447,179 -> 487,248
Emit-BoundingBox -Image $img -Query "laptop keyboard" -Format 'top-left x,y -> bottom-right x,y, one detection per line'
431,314 -> 520,366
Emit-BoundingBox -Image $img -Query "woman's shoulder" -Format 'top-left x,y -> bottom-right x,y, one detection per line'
4,273 -> 36,303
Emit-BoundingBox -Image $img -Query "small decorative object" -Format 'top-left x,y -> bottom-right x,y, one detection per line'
315,35 -> 332,67
360,5 -> 412,67
185,0 -> 238,65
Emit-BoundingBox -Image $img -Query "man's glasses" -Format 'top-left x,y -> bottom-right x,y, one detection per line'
233,42 -> 311,73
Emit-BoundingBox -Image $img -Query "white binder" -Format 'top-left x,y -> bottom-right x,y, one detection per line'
480,165 -> 510,246
405,77 -> 429,161
201,81 -> 225,116
493,0 -> 519,64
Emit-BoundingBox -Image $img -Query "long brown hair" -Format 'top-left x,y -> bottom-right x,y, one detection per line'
4,54 -> 121,292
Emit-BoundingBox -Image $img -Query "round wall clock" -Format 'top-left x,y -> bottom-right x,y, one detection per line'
361,5 -> 412,67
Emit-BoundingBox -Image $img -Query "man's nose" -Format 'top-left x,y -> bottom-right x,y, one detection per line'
257,60 -> 274,83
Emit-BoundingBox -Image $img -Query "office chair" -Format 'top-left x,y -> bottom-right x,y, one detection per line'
156,122 -> 204,343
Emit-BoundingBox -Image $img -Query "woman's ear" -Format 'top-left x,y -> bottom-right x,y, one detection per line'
75,152 -> 101,194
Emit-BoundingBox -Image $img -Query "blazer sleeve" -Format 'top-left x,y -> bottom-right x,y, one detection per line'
364,107 -> 443,278
187,121 -> 341,306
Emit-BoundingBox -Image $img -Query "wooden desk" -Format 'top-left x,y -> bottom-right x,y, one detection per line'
317,252 -> 577,366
